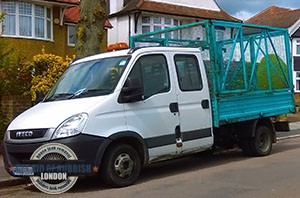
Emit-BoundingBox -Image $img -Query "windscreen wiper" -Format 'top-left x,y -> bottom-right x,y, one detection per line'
71,88 -> 112,99
45,93 -> 74,101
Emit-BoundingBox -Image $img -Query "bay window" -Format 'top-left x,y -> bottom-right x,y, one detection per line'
1,1 -> 52,40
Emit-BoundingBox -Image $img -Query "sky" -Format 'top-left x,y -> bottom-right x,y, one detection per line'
215,0 -> 300,21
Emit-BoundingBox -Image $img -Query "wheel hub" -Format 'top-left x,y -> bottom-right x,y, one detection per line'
114,153 -> 134,178
258,132 -> 270,152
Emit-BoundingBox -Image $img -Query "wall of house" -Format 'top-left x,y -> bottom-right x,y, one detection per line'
2,35 -> 75,61
108,0 -> 221,45
108,15 -> 133,45
109,0 -> 126,14
2,3 -> 109,58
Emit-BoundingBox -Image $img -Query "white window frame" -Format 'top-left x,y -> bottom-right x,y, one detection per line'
293,38 -> 300,57
295,71 -> 300,92
140,15 -> 181,39
67,24 -> 76,46
0,1 -> 52,40
293,39 -> 300,92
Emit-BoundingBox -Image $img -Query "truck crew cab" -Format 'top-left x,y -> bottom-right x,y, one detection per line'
3,20 -> 295,187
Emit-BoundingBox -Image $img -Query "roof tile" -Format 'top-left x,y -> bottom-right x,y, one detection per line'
246,6 -> 300,28
48,0 -> 79,4
111,0 -> 241,22
65,6 -> 79,23
64,6 -> 113,28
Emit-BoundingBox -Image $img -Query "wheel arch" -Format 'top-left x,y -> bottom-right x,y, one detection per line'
256,118 -> 276,143
96,131 -> 149,168
236,118 -> 276,143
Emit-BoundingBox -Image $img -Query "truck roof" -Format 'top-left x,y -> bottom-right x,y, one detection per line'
72,47 -> 201,65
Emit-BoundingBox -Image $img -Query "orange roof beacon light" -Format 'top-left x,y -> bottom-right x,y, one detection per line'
107,42 -> 129,51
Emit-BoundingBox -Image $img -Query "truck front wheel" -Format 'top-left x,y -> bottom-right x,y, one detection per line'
101,144 -> 141,187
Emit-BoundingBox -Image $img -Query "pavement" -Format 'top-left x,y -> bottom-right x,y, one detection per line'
1,113 -> 300,189
0,158 -> 30,189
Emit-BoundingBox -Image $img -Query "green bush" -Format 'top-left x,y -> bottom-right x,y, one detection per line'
257,54 -> 288,89
27,49 -> 73,101
0,50 -> 32,95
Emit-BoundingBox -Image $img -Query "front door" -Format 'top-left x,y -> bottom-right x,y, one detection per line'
122,53 -> 181,162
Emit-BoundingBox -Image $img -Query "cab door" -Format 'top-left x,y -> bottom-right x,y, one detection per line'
172,53 -> 214,153
121,53 -> 181,162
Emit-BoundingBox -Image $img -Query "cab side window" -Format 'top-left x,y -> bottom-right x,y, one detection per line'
174,55 -> 203,91
129,54 -> 170,99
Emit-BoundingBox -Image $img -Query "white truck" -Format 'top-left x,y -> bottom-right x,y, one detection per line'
3,20 -> 295,187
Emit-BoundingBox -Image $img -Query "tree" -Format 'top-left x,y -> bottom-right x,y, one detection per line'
75,0 -> 108,58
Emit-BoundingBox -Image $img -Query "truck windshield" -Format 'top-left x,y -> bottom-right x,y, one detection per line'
44,55 -> 131,102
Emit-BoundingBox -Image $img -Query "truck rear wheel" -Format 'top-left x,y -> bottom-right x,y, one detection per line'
240,125 -> 272,156
101,144 -> 141,187
250,125 -> 272,156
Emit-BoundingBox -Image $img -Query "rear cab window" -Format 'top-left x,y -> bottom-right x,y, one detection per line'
174,54 -> 203,91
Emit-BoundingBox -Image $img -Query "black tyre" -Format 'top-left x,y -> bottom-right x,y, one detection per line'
249,125 -> 272,156
239,139 -> 252,156
101,144 -> 141,187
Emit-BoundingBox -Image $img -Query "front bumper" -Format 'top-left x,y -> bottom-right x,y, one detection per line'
3,134 -> 111,177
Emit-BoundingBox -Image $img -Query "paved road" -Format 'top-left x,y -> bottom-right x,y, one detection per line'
2,136 -> 300,198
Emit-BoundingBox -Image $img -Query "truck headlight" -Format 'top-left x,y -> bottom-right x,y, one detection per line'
52,113 -> 88,139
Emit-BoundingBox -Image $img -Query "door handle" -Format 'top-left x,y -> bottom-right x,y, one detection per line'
169,102 -> 179,113
201,99 -> 210,109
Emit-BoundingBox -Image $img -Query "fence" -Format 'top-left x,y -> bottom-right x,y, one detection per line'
0,95 -> 32,133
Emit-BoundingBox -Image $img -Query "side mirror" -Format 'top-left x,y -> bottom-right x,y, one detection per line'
119,77 -> 144,103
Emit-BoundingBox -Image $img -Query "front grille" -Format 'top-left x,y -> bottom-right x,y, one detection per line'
10,129 -> 48,140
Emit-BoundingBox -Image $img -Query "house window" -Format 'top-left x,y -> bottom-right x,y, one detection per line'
68,25 -> 76,46
216,29 -> 224,41
295,72 -> 300,92
1,1 -> 52,40
2,1 -> 16,35
295,39 -> 300,56
215,26 -> 225,41
141,16 -> 181,39
19,2 -> 31,36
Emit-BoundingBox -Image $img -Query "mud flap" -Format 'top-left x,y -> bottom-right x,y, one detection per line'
274,114 -> 290,132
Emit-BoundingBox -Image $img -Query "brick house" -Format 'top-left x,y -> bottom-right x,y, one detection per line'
0,0 -> 240,58
0,0 -> 81,59
108,0 -> 241,46
246,6 -> 300,97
